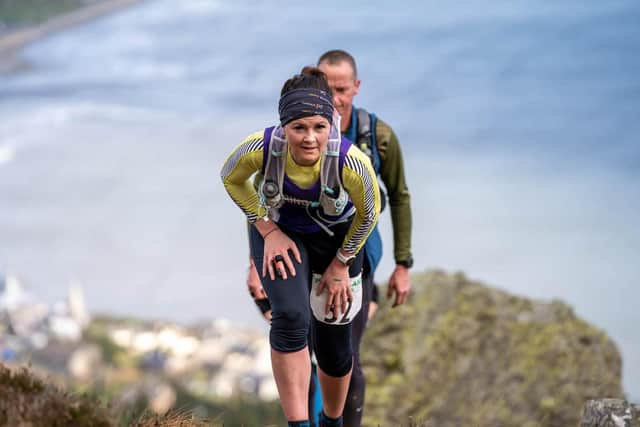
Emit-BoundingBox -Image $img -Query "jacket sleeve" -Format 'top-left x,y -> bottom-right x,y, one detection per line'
220,130 -> 266,223
340,145 -> 381,254
376,119 -> 413,262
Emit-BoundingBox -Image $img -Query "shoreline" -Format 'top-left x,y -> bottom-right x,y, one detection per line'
0,0 -> 144,74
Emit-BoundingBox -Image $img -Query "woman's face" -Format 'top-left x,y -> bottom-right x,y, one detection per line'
283,115 -> 331,166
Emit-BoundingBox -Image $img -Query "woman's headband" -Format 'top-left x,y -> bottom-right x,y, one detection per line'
278,88 -> 334,126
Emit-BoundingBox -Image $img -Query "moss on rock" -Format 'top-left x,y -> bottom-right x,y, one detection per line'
361,270 -> 623,427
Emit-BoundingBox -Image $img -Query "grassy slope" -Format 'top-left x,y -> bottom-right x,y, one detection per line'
0,364 -> 114,427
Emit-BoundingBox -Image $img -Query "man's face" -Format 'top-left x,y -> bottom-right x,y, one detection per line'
318,60 -> 360,131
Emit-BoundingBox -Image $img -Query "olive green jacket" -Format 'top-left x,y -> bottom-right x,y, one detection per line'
374,118 -> 413,263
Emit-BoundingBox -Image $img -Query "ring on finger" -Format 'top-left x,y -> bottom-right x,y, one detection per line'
274,254 -> 285,263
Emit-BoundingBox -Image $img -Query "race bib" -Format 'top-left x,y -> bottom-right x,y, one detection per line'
310,272 -> 363,325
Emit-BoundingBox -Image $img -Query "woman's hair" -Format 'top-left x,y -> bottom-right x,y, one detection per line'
280,66 -> 333,97
278,66 -> 334,126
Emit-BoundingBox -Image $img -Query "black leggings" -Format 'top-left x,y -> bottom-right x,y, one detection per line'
249,223 -> 364,377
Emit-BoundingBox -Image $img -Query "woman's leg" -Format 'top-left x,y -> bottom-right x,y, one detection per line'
310,249 -> 365,421
317,365 -> 352,418
250,225 -> 311,421
272,346 -> 312,421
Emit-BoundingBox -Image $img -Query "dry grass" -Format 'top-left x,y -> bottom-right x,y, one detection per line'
131,409 -> 211,427
0,363 -> 113,426
0,363 -> 218,427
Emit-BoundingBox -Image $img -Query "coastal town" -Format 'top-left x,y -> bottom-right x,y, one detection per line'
0,273 -> 278,414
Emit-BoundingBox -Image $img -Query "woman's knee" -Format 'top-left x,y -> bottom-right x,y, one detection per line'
314,324 -> 353,377
269,308 -> 310,353
316,347 -> 353,377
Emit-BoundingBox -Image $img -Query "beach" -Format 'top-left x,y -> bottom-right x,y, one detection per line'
0,0 -> 142,73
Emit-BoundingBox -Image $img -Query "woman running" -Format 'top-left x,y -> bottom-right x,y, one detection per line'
221,67 -> 380,427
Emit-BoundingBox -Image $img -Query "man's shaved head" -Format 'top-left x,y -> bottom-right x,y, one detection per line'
318,49 -> 358,78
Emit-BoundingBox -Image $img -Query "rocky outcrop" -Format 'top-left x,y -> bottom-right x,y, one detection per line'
361,270 -> 623,427
580,399 -> 639,426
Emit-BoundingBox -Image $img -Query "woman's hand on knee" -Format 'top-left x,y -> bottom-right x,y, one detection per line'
262,230 -> 301,280
317,259 -> 353,316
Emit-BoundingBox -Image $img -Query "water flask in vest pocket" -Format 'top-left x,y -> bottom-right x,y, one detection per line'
319,185 -> 349,216
261,179 -> 282,206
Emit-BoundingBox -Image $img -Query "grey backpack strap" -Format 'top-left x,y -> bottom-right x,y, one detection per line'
357,108 -> 372,137
260,126 -> 287,218
355,108 -> 374,160
319,114 -> 348,216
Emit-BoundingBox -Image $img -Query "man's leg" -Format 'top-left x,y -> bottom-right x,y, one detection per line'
343,272 -> 373,427
308,326 -> 323,427
308,362 -> 323,427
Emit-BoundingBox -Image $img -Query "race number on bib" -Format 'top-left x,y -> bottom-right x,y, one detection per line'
310,272 -> 363,325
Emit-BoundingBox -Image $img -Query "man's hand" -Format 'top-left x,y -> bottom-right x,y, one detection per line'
247,259 -> 266,299
387,265 -> 411,307
247,258 -> 272,322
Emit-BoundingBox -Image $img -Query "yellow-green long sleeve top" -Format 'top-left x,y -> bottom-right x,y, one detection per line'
221,128 -> 381,255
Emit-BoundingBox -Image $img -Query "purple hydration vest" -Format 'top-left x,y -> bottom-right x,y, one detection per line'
261,126 -> 355,234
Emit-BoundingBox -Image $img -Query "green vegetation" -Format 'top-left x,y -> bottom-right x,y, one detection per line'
0,363 -> 286,426
172,384 -> 286,426
0,313 -> 287,425
361,270 -> 624,427
0,364 -> 113,427
83,317 -> 129,365
0,0 -> 90,28
4,272 -> 624,426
